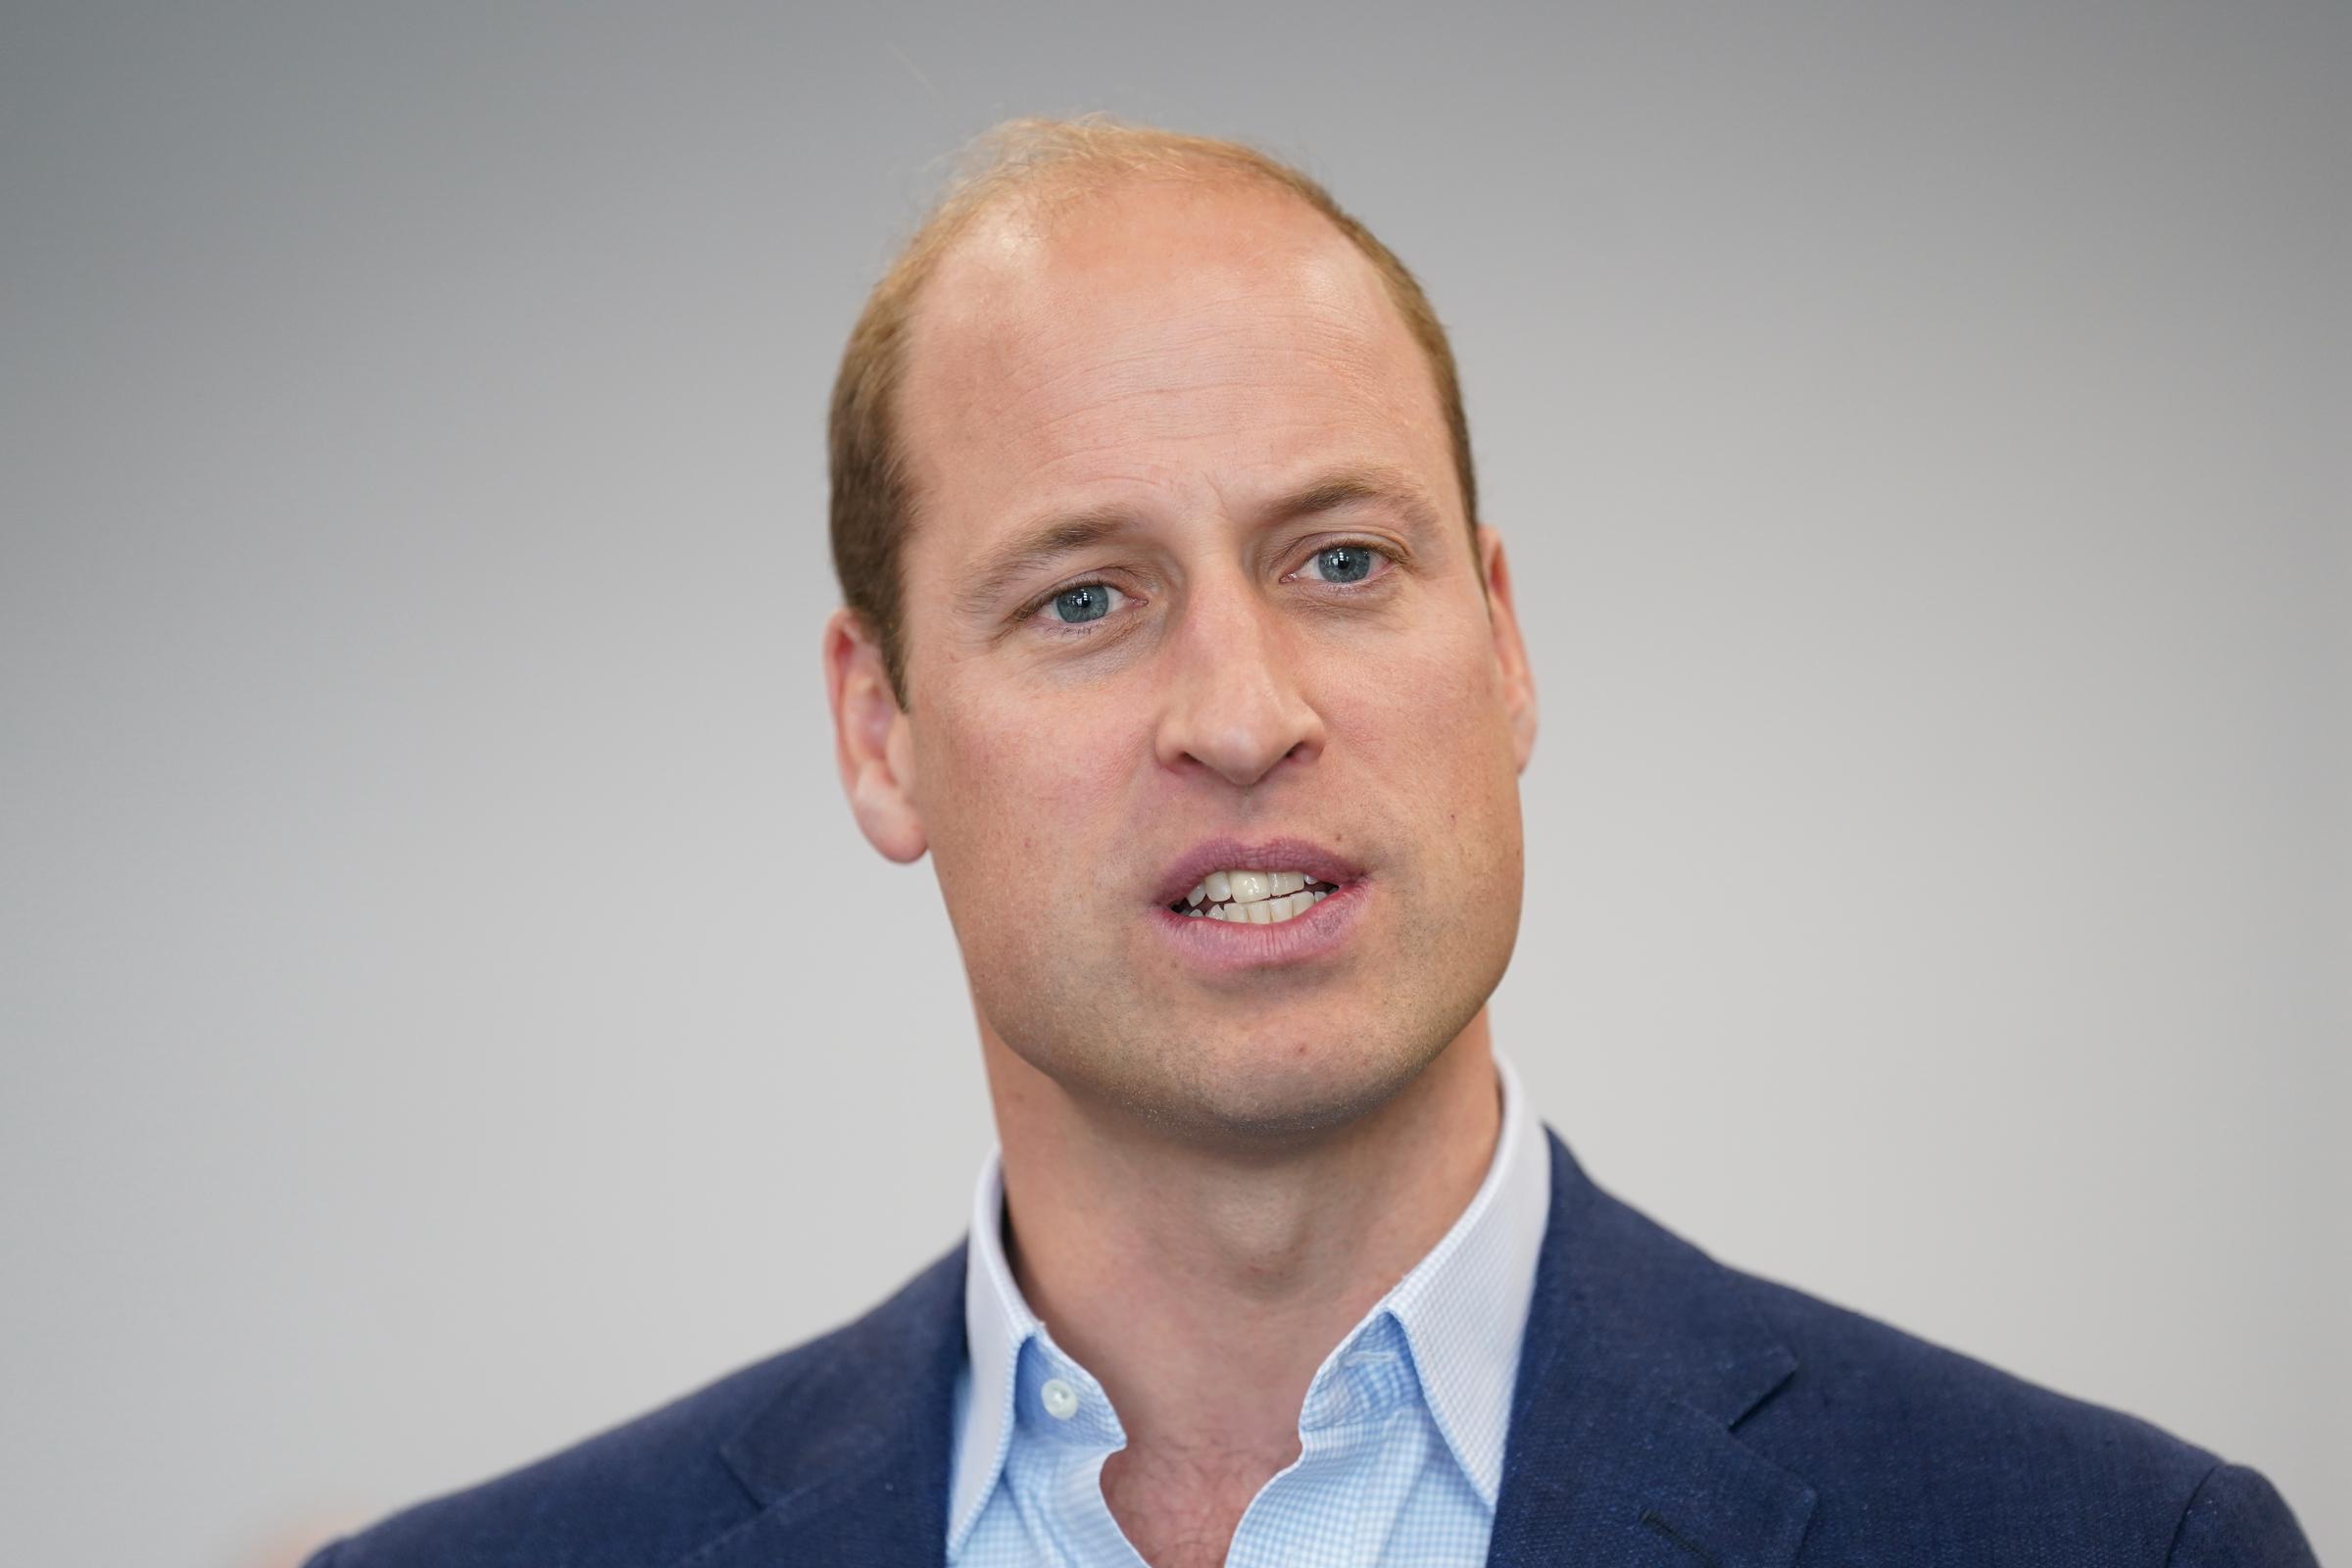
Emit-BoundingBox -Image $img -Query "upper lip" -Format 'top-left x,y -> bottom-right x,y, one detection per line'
1152,836 -> 1367,908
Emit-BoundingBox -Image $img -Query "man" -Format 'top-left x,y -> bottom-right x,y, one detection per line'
304,118 -> 2315,1567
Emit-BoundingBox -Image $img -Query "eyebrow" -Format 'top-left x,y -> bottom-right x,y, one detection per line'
955,465 -> 1446,620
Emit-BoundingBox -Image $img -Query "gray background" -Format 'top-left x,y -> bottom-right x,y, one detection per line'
2,3 -> 2344,1563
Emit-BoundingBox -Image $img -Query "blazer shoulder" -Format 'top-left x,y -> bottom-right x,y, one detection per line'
309,1244 -> 966,1568
1721,1266 -> 2310,1562
2168,1462 -> 2320,1568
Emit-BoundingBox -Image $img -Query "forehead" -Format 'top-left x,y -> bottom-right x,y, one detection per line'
895,178 -> 1456,541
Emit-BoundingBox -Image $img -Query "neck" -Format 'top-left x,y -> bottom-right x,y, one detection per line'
979,1013 -> 1502,1516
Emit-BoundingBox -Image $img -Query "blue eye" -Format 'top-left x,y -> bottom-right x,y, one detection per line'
1049,583 -> 1118,624
1307,546 -> 1377,583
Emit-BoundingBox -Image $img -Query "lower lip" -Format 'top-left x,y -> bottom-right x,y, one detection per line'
1150,880 -> 1367,970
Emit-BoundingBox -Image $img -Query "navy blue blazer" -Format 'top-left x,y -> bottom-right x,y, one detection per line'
306,1132 -> 2316,1566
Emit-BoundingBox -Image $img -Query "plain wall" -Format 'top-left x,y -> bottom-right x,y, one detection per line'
1,3 -> 2343,1562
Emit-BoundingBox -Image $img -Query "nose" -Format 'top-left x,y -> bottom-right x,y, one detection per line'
1152,573 -> 1325,788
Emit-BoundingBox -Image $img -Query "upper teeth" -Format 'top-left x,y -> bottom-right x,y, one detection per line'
1178,868 -> 1336,923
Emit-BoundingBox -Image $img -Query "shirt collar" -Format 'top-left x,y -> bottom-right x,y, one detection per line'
1379,1050 -> 1551,1505
947,1052 -> 1550,1552
949,1135 -> 1041,1552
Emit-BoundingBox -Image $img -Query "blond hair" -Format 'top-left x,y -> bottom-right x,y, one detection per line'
828,116 -> 1478,703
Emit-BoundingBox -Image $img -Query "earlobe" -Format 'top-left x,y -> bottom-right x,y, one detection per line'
1478,527 -> 1541,773
822,609 -> 928,863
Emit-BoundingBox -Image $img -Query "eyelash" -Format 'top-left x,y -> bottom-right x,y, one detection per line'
1020,541 -> 1401,633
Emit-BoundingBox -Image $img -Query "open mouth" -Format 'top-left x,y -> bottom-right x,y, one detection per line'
1167,868 -> 1343,925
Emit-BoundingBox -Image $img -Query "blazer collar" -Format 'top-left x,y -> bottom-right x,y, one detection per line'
685,1243 -> 966,1568
680,1128 -> 1813,1568
1486,1132 -> 1816,1566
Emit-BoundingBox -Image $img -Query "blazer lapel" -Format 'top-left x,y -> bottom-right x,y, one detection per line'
673,1243 -> 967,1568
1486,1133 -> 1817,1567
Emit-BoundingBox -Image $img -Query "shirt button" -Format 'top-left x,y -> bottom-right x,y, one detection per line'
1040,1378 -> 1079,1420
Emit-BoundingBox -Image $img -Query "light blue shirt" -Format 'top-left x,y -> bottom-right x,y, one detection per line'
947,1054 -> 1551,1566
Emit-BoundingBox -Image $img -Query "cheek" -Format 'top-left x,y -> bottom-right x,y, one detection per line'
1318,612 -> 1524,890
918,687 -> 1137,903
1332,615 -> 1513,782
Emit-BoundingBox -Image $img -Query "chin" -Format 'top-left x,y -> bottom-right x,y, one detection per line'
1085,1007 -> 1457,1149
973,919 -> 1506,1148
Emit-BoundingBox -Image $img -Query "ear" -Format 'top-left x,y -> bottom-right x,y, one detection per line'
1476,525 -> 1540,773
822,608 -> 927,862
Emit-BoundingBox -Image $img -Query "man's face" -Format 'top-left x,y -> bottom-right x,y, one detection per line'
847,178 -> 1536,1143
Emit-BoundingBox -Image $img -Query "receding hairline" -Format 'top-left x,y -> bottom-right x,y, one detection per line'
896,135 -> 1422,372
885,130 -> 1469,521
903,118 -> 1363,267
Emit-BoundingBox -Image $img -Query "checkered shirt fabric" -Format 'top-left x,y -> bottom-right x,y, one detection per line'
948,1054 -> 1551,1566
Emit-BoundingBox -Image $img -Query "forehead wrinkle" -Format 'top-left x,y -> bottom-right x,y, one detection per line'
995,293 -> 1378,417
1000,319 -> 1419,472
1020,375 -> 1376,454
